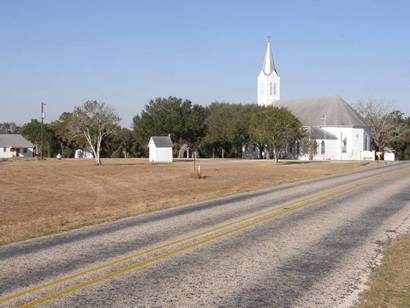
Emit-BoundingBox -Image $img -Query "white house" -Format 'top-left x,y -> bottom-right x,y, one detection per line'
256,41 -> 373,161
148,136 -> 173,163
0,134 -> 34,158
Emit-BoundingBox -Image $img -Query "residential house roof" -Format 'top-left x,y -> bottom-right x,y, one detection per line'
0,134 -> 34,148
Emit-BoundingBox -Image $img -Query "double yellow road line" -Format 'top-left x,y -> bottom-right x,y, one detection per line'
1,167 -> 408,307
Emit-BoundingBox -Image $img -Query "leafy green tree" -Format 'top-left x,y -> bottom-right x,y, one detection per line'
51,112 -> 85,158
133,97 -> 184,145
133,97 -> 208,156
183,104 -> 209,153
21,119 -> 41,154
204,103 -> 260,158
102,127 -> 143,158
388,111 -> 410,160
21,119 -> 59,157
203,103 -> 234,158
249,107 -> 303,163
229,104 -> 262,157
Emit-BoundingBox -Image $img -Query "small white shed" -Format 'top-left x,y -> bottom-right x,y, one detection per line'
148,136 -> 173,163
384,148 -> 395,161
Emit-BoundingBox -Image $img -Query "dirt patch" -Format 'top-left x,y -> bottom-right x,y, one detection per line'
0,159 -> 377,245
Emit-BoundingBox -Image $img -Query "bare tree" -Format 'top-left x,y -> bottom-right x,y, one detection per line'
355,99 -> 400,155
301,131 -> 318,160
70,101 -> 120,165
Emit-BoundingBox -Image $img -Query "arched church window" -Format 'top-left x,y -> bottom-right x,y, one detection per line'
269,82 -> 273,96
342,137 -> 347,153
321,140 -> 325,155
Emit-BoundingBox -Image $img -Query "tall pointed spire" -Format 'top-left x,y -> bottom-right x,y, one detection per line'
262,39 -> 277,75
257,37 -> 280,106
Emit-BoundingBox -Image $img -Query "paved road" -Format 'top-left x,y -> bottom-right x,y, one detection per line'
1,162 -> 410,307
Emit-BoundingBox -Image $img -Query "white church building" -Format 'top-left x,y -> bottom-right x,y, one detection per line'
256,41 -> 374,161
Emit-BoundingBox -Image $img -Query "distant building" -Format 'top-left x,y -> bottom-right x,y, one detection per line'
254,41 -> 373,161
383,148 -> 395,161
148,136 -> 173,163
0,134 -> 34,158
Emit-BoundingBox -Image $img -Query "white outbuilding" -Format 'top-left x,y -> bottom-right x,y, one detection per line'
383,148 -> 395,161
148,136 -> 173,163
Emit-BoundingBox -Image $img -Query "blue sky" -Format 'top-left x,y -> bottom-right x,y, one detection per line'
1,0 -> 409,127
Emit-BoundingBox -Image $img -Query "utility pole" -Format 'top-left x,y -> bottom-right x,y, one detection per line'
40,102 -> 45,160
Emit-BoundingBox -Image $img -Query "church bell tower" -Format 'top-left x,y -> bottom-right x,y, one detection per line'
257,40 -> 280,106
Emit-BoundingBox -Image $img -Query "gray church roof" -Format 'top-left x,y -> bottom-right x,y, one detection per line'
272,96 -> 367,128
0,134 -> 34,147
305,126 -> 338,140
149,136 -> 173,148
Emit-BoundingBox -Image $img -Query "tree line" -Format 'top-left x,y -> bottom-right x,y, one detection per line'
2,97 -> 409,162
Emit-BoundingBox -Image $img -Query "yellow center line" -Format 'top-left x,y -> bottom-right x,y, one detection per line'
0,167 -> 407,306
20,207 -> 316,308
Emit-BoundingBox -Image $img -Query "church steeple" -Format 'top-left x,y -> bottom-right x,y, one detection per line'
262,40 -> 277,76
257,39 -> 280,106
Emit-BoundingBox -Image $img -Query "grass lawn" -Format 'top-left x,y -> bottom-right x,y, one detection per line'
358,232 -> 410,308
0,158 -> 376,245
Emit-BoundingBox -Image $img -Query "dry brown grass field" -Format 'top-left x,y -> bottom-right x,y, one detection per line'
358,233 -> 410,307
0,158 -> 377,245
